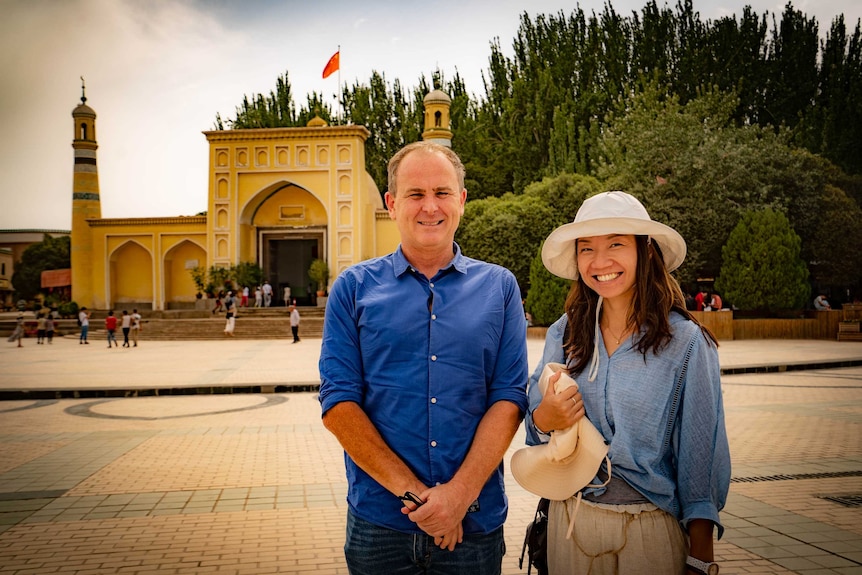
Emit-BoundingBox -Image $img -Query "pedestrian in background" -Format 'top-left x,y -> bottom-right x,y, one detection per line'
262,280 -> 273,307
45,315 -> 55,344
78,307 -> 90,344
121,310 -> 132,347
224,292 -> 237,336
131,309 -> 141,347
289,304 -> 300,343
36,313 -> 46,344
7,314 -> 24,347
105,311 -> 118,348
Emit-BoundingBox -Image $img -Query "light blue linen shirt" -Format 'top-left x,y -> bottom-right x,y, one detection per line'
319,244 -> 529,535
524,312 -> 730,537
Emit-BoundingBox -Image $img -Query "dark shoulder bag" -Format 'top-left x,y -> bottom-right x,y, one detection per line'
519,497 -> 550,575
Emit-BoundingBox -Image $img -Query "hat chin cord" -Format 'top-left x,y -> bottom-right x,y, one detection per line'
565,456 -> 612,540
588,296 -> 603,382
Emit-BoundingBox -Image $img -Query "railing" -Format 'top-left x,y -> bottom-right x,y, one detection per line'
527,310 -> 846,341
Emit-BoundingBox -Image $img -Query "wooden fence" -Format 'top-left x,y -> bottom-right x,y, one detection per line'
527,310 -> 845,341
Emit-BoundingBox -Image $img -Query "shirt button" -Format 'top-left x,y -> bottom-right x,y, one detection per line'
431,397 -> 437,404
431,355 -> 437,361
429,283 -> 434,288
431,314 -> 437,320
430,441 -> 437,447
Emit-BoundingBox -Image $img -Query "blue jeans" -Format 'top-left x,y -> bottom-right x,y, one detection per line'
344,511 -> 505,575
80,325 -> 89,342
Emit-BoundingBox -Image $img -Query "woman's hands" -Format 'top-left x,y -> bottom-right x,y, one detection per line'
532,371 -> 586,433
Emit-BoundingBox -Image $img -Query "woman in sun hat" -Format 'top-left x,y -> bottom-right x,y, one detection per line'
523,191 -> 730,575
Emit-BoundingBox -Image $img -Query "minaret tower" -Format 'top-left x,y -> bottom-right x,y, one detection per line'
421,89 -> 453,147
71,78 -> 101,307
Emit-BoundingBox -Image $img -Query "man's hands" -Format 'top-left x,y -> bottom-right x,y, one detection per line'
400,480 -> 474,551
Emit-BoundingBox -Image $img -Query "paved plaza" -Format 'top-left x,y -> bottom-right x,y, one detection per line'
0,336 -> 861,574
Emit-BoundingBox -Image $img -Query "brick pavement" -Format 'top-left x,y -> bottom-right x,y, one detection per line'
0,337 -> 861,574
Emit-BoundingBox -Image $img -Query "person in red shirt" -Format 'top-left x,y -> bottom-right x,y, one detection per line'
694,289 -> 706,311
105,310 -> 118,348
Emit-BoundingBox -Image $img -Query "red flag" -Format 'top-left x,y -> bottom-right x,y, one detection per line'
322,50 -> 340,79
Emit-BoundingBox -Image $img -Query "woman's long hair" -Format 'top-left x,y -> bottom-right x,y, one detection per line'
564,236 -> 717,374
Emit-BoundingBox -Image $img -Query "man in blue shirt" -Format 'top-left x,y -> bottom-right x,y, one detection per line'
319,141 -> 529,575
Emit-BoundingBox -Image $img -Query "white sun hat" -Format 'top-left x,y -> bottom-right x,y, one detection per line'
541,191 -> 686,280
511,363 -> 609,501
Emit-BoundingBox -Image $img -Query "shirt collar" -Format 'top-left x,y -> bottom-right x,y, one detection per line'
392,243 -> 467,278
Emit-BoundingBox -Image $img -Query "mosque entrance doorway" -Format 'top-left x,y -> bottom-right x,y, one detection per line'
260,231 -> 325,306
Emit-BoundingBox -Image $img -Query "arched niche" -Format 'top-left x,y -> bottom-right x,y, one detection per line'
338,204 -> 351,227
110,240 -> 153,307
338,145 -> 351,164
339,234 -> 352,257
338,174 -> 351,196
163,239 -> 206,305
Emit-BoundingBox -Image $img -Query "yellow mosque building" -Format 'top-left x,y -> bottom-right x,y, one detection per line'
70,88 -> 453,311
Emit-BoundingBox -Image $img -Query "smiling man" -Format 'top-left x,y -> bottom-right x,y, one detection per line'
318,141 -> 529,575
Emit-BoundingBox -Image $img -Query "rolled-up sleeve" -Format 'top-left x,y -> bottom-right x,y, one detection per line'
677,333 -> 731,538
318,272 -> 365,416
524,314 -> 567,446
486,272 -> 530,414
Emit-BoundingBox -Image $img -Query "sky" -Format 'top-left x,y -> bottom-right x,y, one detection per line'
1,0 -> 860,231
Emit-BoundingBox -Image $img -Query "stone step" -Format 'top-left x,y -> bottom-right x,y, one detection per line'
2,313 -> 324,341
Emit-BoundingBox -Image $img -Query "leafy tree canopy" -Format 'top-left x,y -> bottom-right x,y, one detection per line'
11,235 -> 71,300
715,209 -> 810,312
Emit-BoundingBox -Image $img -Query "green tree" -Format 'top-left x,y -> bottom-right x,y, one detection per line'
522,172 -> 603,223
190,266 -> 207,295
208,265 -> 231,293
715,209 -> 810,312
525,244 -> 570,326
455,194 -> 558,292
11,235 -> 71,300
807,184 -> 862,286
232,262 -> 264,291
594,82 -> 861,288
308,259 -> 330,293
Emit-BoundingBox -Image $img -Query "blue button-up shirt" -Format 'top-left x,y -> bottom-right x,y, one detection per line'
319,244 -> 529,534
525,313 -> 730,537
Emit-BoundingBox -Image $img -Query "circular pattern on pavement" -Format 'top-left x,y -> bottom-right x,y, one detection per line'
0,399 -> 59,413
64,394 -> 289,420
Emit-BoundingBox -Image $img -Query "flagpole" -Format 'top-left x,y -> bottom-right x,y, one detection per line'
337,45 -> 342,123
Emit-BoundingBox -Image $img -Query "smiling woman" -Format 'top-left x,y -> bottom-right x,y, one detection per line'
522,191 -> 728,575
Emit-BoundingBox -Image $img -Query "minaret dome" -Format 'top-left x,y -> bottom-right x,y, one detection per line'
421,89 -> 453,148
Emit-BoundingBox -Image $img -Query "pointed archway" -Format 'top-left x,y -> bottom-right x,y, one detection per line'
240,182 -> 328,306
109,240 -> 153,310
163,239 -> 207,308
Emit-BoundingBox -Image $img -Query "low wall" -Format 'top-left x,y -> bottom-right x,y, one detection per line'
689,311 -> 734,340
732,310 -> 842,340
527,310 -> 843,341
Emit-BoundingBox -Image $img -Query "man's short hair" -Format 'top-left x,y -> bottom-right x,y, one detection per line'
387,141 -> 466,196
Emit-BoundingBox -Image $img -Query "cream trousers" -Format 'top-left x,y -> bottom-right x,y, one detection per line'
548,498 -> 687,575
